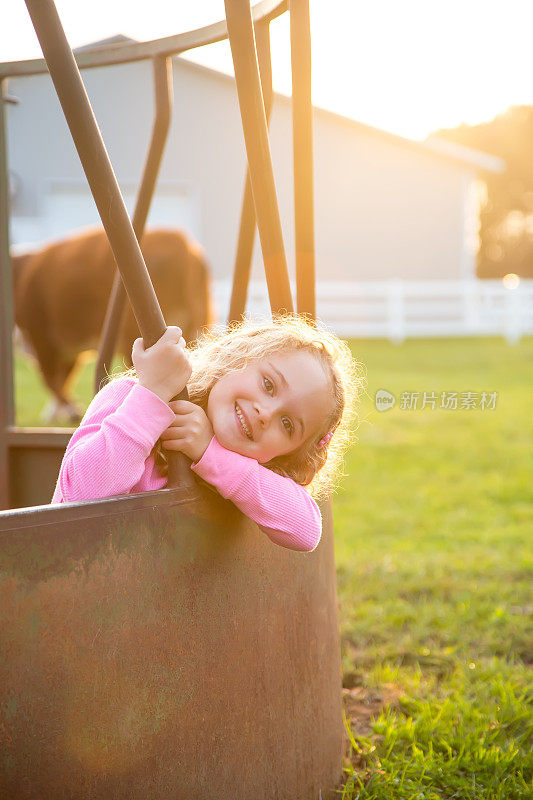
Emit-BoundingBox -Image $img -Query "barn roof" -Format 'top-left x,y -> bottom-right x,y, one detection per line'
27,34 -> 507,175
73,35 -> 133,52
176,55 -> 505,175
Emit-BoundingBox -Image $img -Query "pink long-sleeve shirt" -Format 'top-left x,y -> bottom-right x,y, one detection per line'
51,378 -> 322,552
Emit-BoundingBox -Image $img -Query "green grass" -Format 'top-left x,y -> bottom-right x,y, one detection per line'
335,337 -> 532,799
14,337 -> 533,798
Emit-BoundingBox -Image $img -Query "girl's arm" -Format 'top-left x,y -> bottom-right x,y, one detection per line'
53,326 -> 190,504
52,378 -> 175,503
191,436 -> 322,553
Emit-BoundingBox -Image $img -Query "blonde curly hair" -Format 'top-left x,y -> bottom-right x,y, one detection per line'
119,316 -> 365,499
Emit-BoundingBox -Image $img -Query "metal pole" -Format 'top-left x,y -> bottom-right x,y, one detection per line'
227,19 -> 273,325
24,0 -> 165,346
290,0 -> 316,319
0,80 -> 15,510
24,0 -> 192,489
224,0 -> 294,316
94,56 -> 173,394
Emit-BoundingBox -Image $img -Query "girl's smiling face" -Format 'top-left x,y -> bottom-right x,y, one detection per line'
206,350 -> 334,463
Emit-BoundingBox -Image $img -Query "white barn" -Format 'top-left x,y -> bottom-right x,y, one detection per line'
8,44 -> 529,341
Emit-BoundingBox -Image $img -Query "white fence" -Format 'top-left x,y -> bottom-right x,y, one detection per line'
213,279 -> 533,343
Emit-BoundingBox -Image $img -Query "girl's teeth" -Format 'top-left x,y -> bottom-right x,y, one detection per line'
235,403 -> 252,439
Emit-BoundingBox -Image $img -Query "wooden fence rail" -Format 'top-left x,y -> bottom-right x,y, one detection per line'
214,278 -> 533,343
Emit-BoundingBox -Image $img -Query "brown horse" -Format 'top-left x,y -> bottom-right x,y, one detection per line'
12,227 -> 214,422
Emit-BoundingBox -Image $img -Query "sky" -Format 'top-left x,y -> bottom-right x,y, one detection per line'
3,0 -> 533,140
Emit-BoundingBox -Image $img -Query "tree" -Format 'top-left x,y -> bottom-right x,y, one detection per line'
435,106 -> 533,278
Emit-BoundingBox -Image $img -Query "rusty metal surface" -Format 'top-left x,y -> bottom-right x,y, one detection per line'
8,441 -> 68,510
0,1 -> 288,78
225,0 -> 294,315
6,428 -> 72,509
0,489 -> 343,799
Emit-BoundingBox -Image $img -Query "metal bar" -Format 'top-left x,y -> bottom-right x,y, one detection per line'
94,56 -> 173,394
0,80 -> 15,510
290,0 -> 316,319
0,1 -> 288,79
0,484 -> 195,531
228,20 -> 274,326
225,0 -> 294,315
24,0 -> 192,490
24,0 -> 165,346
6,428 -> 73,447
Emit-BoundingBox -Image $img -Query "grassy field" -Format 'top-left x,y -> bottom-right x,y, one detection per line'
335,337 -> 532,799
14,337 -> 533,798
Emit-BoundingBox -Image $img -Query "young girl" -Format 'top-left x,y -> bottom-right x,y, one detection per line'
51,317 -> 362,553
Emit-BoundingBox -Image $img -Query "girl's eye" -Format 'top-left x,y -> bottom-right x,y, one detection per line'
263,376 -> 274,395
281,416 -> 293,435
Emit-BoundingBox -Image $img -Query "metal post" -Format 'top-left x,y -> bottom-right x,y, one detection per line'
0,80 -> 15,509
24,0 -> 164,345
24,0 -> 192,488
94,56 -> 173,394
224,0 -> 294,316
227,20 -> 273,325
290,0 -> 316,319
